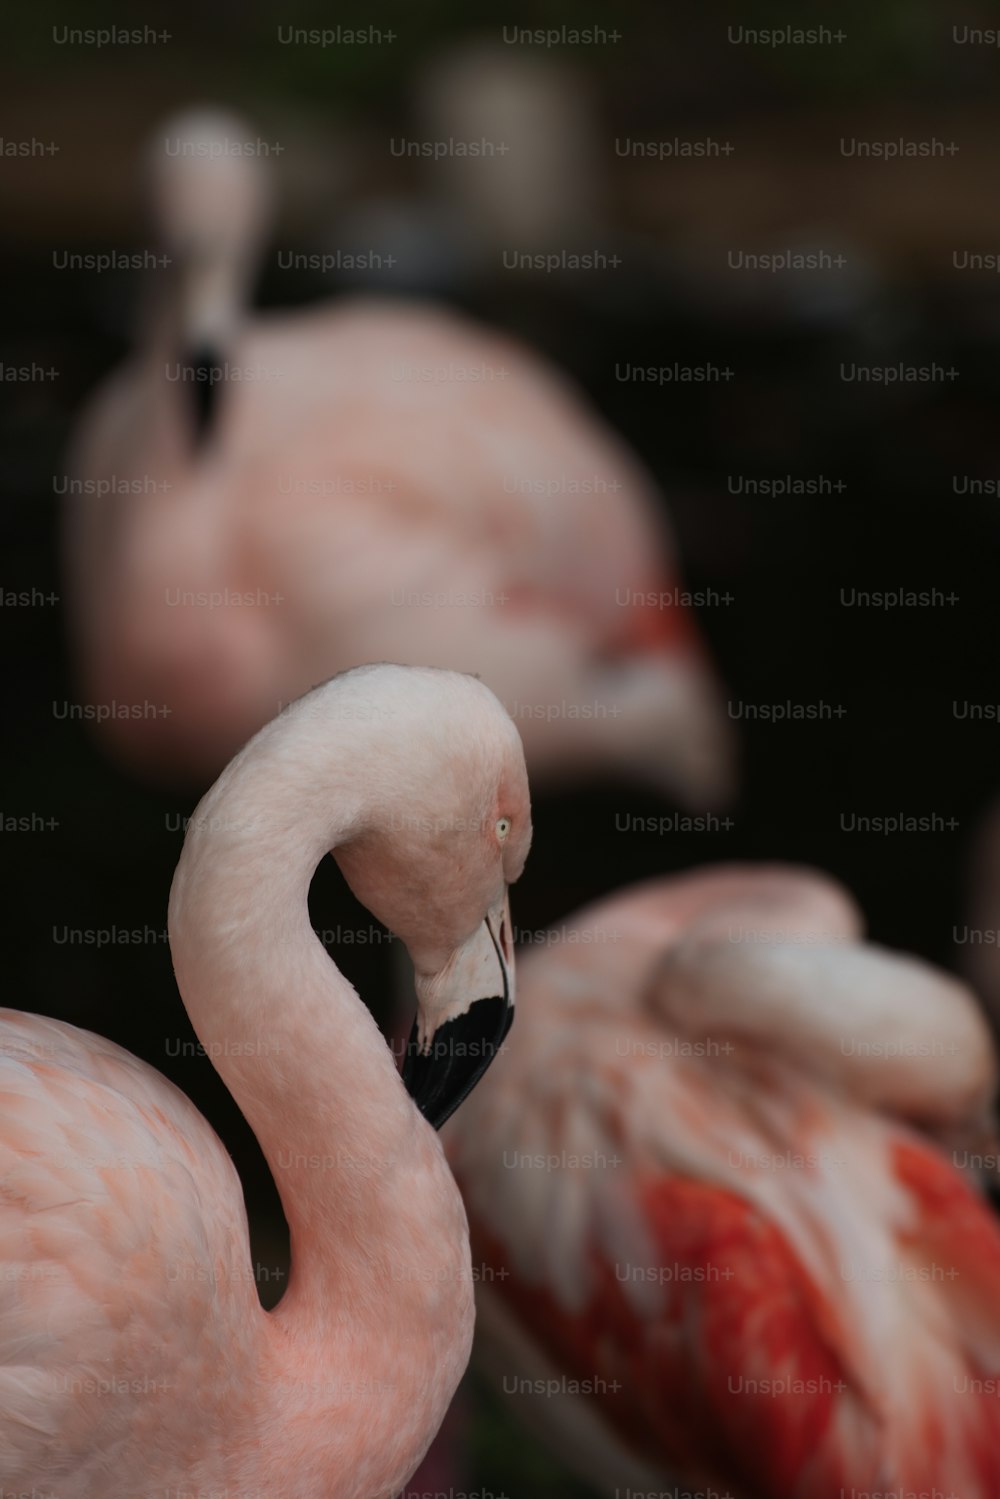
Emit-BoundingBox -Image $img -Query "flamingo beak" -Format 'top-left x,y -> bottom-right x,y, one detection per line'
403,891 -> 514,1129
185,343 -> 224,443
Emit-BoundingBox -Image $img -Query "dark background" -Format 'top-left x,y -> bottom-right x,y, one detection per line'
3,3 -> 1000,1493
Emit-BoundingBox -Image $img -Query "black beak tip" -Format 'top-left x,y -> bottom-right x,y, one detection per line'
401,994 -> 513,1130
187,343 -> 223,443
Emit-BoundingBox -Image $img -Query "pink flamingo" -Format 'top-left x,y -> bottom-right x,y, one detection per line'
962,800 -> 1000,1038
0,664 -> 531,1497
63,108 -> 733,805
446,864 -> 1000,1498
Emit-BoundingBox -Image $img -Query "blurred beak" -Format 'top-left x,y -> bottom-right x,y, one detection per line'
403,890 -> 514,1129
185,342 -> 224,442
178,257 -> 237,443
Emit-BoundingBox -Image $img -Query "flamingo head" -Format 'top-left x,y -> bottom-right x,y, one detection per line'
331,667 -> 532,1128
146,107 -> 272,437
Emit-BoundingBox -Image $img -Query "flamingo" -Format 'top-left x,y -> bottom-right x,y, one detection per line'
0,663 -> 532,1497
62,107 -> 733,806
446,864 -> 1000,1499
962,799 -> 1000,1041
331,42 -> 604,299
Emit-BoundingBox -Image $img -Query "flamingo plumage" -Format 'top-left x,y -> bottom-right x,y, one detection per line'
446,864 -> 1000,1499
0,664 -> 531,1497
63,108 -> 732,805
961,799 -> 1000,1042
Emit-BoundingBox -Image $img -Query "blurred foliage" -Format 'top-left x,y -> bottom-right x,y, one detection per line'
9,0 -> 630,109
713,0 -> 945,96
8,0 -> 1000,109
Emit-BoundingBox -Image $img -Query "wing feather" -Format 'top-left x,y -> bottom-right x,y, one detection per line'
0,1011 -> 262,1490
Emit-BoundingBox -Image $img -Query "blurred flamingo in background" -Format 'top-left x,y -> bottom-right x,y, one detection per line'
961,800 -> 1000,1045
333,41 -> 605,299
0,664 -> 531,1497
447,864 -> 1000,1499
63,108 -> 733,805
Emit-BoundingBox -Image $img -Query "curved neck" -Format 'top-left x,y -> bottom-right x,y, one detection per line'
167,704 -> 462,1313
145,249 -> 249,356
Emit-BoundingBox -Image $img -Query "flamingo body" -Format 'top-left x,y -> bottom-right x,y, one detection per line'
0,1011 -> 263,1489
64,112 -> 730,803
447,866 -> 1000,1498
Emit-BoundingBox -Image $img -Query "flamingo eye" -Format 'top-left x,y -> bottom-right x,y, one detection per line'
496,817 -> 511,842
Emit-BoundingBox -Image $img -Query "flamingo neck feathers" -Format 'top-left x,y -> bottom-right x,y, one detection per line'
167,680 -> 471,1343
